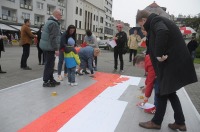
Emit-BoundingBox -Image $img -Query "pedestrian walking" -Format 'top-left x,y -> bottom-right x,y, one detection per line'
136,10 -> 197,131
84,29 -> 98,71
128,29 -> 141,62
0,28 -> 7,73
36,24 -> 45,65
40,9 -> 62,87
187,36 -> 199,62
64,37 -> 80,86
20,19 -> 37,70
113,24 -> 127,73
58,25 -> 76,81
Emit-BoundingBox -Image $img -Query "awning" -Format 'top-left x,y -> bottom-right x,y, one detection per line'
30,27 -> 39,32
9,25 -> 21,30
0,23 -> 18,31
10,25 -> 39,32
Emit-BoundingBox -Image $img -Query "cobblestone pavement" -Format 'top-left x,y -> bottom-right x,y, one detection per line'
0,46 -> 199,113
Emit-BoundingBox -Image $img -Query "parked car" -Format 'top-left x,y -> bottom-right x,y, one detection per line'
98,40 -> 111,50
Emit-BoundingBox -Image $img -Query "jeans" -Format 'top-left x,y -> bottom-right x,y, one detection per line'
67,67 -> 76,83
43,51 -> 55,82
114,47 -> 124,70
20,44 -> 30,68
151,91 -> 185,125
129,49 -> 137,61
58,50 -> 67,75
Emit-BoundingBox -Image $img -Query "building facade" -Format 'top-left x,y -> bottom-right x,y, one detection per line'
0,0 -> 66,30
104,0 -> 113,38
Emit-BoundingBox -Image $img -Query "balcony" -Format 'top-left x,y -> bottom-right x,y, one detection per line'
20,3 -> 32,10
57,2 -> 65,7
1,14 -> 17,22
47,11 -> 53,15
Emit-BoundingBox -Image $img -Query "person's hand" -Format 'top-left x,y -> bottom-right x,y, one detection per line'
113,37 -> 118,40
34,35 -> 37,38
143,97 -> 149,105
157,55 -> 168,62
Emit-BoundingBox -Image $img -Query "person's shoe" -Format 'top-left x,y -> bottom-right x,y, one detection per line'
0,70 -> 7,73
119,70 -> 124,73
76,71 -> 83,76
71,82 -> 78,86
82,70 -> 90,74
129,60 -> 132,62
94,67 -> 97,71
168,123 -> 187,131
58,75 -> 63,81
67,82 -> 71,85
43,82 -> 56,87
42,63 -> 45,65
64,73 -> 68,78
139,121 -> 161,130
23,66 -> 32,70
51,80 -> 61,86
38,63 -> 41,65
112,69 -> 117,73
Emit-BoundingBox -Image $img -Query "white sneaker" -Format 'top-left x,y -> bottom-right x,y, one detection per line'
58,75 -> 63,81
67,82 -> 71,85
71,82 -> 78,86
120,70 -> 124,73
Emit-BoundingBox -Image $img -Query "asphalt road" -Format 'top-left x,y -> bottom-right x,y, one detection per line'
0,46 -> 200,113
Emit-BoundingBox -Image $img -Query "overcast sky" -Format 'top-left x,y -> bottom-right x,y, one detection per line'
112,0 -> 200,27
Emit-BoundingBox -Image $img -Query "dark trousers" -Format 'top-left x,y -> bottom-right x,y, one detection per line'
94,56 -> 97,67
114,47 -> 124,70
58,50 -> 67,75
152,92 -> 185,125
67,67 -> 76,83
129,49 -> 137,61
21,44 -> 30,68
43,51 -> 55,82
37,46 -> 44,64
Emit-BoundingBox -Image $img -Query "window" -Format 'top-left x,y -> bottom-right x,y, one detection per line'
94,15 -> 95,21
93,25 -> 95,32
7,0 -> 15,2
76,7 -> 78,14
60,8 -> 64,15
96,16 -> 98,21
100,17 -> 103,23
37,2 -> 43,9
75,20 -> 78,27
79,21 -> 81,29
22,12 -> 30,19
80,8 -> 82,16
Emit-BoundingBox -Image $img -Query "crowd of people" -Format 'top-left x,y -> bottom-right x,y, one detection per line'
0,8 -> 199,131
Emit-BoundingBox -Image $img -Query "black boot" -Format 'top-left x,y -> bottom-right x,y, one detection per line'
0,65 -> 6,73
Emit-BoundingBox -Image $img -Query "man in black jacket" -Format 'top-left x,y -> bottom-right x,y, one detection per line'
113,24 -> 127,73
136,10 -> 197,131
187,37 -> 199,62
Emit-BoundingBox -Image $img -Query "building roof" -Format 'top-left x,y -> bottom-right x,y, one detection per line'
148,1 -> 160,8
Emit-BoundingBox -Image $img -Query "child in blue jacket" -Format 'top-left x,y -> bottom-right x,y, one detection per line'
64,37 -> 80,86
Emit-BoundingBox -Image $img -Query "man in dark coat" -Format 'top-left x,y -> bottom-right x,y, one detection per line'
0,29 -> 7,73
187,37 -> 199,62
136,10 -> 197,131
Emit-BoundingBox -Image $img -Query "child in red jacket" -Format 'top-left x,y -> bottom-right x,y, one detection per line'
134,54 -> 158,113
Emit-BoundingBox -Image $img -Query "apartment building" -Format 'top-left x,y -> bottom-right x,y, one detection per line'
66,0 -> 106,43
0,0 -> 66,31
104,0 -> 113,38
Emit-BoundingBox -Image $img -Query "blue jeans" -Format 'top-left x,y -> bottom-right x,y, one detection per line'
67,67 -> 76,83
58,50 -> 67,75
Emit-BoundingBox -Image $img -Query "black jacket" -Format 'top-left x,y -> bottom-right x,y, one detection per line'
0,29 -> 5,52
144,13 -> 197,95
187,40 -> 199,54
115,31 -> 127,49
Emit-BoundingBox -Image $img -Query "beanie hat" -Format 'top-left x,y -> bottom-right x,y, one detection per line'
68,37 -> 75,46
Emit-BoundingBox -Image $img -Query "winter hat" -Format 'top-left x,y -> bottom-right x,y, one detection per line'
68,37 -> 75,46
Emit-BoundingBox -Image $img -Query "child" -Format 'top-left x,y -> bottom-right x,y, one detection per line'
76,46 -> 100,76
64,37 -> 80,86
134,54 -> 158,114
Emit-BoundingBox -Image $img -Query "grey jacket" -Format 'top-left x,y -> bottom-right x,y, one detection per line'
84,34 -> 98,48
40,16 -> 61,51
